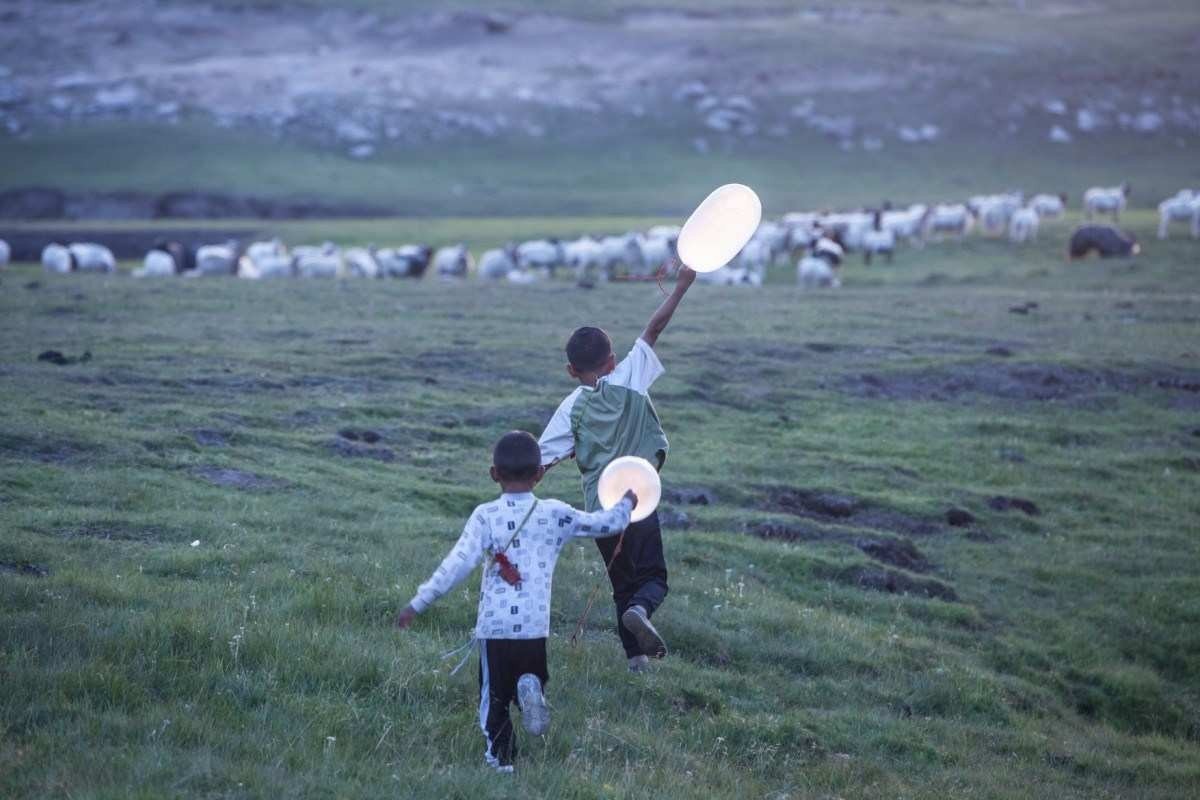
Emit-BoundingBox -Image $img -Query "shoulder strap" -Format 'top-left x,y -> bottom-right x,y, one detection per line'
495,500 -> 538,557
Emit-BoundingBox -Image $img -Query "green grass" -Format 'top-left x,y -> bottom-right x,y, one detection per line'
2,212 -> 1199,798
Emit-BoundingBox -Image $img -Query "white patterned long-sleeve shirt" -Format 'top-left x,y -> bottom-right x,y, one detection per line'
408,492 -> 633,639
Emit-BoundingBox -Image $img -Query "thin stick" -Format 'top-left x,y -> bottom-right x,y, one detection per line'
569,530 -> 626,647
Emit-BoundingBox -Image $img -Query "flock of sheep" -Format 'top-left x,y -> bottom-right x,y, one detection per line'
4,184 -> 1197,289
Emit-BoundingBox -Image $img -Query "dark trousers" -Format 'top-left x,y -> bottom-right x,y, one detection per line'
593,510 -> 669,658
477,638 -> 548,767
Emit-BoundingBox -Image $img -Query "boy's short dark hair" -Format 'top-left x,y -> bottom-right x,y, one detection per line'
493,430 -> 541,481
566,326 -> 612,372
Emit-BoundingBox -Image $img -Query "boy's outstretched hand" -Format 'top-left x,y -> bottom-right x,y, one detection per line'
394,605 -> 418,630
623,489 -> 639,509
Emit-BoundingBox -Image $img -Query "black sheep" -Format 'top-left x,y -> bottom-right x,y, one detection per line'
1068,225 -> 1140,259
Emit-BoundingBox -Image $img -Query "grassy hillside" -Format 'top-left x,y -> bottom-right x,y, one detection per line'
2,214 -> 1198,798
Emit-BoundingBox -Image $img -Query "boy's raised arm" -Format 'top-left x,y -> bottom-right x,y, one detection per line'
396,513 -> 487,629
566,491 -> 637,540
640,259 -> 697,349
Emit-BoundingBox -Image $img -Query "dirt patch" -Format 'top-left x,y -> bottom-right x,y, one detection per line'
0,431 -> 92,464
657,506 -> 691,530
946,508 -> 977,527
987,495 -> 1041,516
37,349 -> 93,366
0,559 -> 49,577
662,486 -> 717,506
326,439 -> 396,462
338,428 -> 383,444
193,466 -> 282,490
763,487 -> 940,536
192,429 -> 230,447
842,363 -> 1200,407
857,538 -> 929,572
841,566 -> 958,601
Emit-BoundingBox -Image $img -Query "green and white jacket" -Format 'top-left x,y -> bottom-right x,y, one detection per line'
539,338 -> 670,512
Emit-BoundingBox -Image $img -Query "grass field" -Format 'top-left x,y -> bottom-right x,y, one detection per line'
2,213 -> 1199,798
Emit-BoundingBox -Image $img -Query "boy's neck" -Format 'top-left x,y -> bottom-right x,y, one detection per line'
499,481 -> 537,495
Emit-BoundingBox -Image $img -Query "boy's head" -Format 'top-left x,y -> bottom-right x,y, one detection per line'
491,430 -> 544,489
566,326 -> 615,382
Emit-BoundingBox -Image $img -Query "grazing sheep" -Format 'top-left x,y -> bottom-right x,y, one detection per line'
563,236 -> 605,282
753,221 -> 791,264
42,243 -> 74,273
433,244 -> 474,279
862,214 -> 896,265
244,238 -> 286,264
194,241 -> 240,276
1083,183 -> 1130,222
477,245 -> 517,280
293,242 -> 343,278
0,239 -> 9,269
342,247 -> 379,279
237,239 -> 294,279
635,233 -> 675,275
377,245 -> 433,278
1068,225 -> 1139,259
134,249 -> 178,278
924,203 -> 974,239
970,192 -> 1023,236
66,243 -> 116,273
1030,193 -> 1068,218
798,237 -> 843,288
598,233 -> 644,276
881,204 -> 929,247
1008,206 -> 1040,243
1157,190 -> 1200,239
515,239 -> 565,277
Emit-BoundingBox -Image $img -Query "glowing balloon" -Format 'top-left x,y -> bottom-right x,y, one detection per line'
597,456 -> 661,524
676,183 -> 763,273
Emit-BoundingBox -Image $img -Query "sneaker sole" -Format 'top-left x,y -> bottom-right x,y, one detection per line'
517,676 -> 550,736
621,608 -> 668,659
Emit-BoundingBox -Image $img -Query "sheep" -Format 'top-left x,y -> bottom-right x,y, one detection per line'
515,239 -> 565,277
1157,190 -> 1200,239
598,233 -> 644,276
861,211 -> 896,265
752,221 -> 791,264
635,233 -> 675,275
42,243 -> 74,273
134,249 -> 178,278
1083,183 -> 1130,222
730,237 -> 770,285
477,245 -> 517,280
563,236 -> 605,282
194,241 -> 240,276
66,243 -> 116,273
237,239 -> 294,279
433,244 -> 474,279
377,245 -> 433,278
1030,193 -> 1068,218
970,192 -> 1023,236
797,236 -> 844,289
1068,225 -> 1139,259
0,239 -> 9,269
881,204 -> 929,247
924,203 -> 974,239
343,247 -> 379,279
645,224 -> 681,240
818,211 -> 872,251
1008,206 -> 1039,243
293,242 -> 343,278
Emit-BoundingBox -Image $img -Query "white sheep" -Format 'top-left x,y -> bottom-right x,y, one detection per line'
66,243 -> 116,273
342,247 -> 379,279
797,237 -> 843,289
515,239 -> 565,276
1008,206 -> 1040,243
193,241 -> 240,276
635,234 -> 674,275
1029,193 -> 1068,218
1157,190 -> 1200,239
377,245 -> 432,278
0,238 -> 9,269
1083,183 -> 1130,222
477,246 -> 517,280
598,233 -> 644,276
861,212 -> 896,265
293,243 -> 342,278
881,204 -> 929,246
924,204 -> 974,239
237,239 -> 294,279
134,250 -> 178,278
42,243 -> 74,273
563,236 -> 605,282
970,192 -> 1023,236
433,244 -> 474,279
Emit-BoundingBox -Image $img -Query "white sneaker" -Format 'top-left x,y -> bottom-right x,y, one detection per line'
621,605 -> 668,659
490,763 -> 514,774
517,673 -> 550,736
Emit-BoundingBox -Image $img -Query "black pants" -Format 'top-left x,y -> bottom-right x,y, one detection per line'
478,638 -> 548,767
593,510 -> 669,658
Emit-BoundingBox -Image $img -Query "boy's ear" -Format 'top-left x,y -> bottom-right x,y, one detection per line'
566,362 -> 580,380
490,465 -> 501,484
603,352 -> 616,374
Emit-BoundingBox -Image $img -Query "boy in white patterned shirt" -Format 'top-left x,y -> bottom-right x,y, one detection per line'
396,431 -> 637,773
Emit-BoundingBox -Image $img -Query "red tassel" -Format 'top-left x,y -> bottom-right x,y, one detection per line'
493,552 -> 522,587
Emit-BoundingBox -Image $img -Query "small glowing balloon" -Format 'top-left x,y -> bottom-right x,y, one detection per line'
597,456 -> 661,524
676,183 -> 763,273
